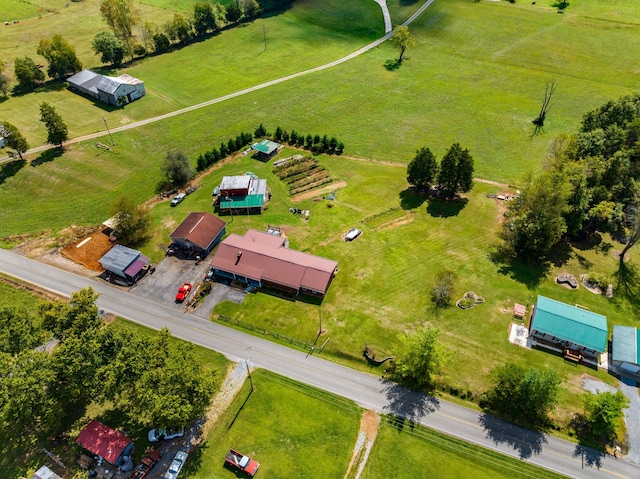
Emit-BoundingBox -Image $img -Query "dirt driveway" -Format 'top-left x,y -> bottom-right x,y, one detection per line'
130,256 -> 245,316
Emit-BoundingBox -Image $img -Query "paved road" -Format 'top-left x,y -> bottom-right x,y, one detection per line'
0,0 -> 436,165
1,249 -> 638,478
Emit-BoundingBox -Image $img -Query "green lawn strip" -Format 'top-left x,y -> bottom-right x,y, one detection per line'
362,417 -> 569,479
190,369 -> 361,479
0,275 -> 42,309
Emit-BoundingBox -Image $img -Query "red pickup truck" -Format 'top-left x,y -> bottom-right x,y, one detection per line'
130,449 -> 161,479
224,449 -> 260,476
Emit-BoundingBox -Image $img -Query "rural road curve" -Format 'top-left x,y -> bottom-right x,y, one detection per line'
0,248 -> 638,479
0,0 -> 435,164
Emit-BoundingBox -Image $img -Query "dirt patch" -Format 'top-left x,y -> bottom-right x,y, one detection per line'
61,229 -> 114,271
38,249 -> 99,278
291,180 -> 347,203
376,213 -> 413,231
344,410 -> 379,479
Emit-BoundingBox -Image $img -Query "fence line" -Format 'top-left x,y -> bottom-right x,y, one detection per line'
218,314 -> 318,352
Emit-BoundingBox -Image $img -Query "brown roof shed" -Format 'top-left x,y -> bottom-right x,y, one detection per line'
170,212 -> 227,253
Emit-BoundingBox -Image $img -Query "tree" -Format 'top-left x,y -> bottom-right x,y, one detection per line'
98,328 -> 217,427
254,123 -> 267,137
0,61 -> 10,97
162,150 -> 194,187
407,147 -> 438,189
436,143 -> 474,199
483,363 -> 561,425
0,350 -> 62,435
153,32 -> 171,53
385,326 -> 450,391
430,269 -> 457,308
242,0 -> 261,18
193,2 -> 217,36
109,194 -> 152,246
501,169 -> 571,260
0,307 -> 44,355
92,31 -> 126,66
14,56 -> 45,91
100,0 -> 138,45
39,102 -> 68,147
390,25 -> 415,64
37,35 -> 83,79
166,14 -> 193,44
583,390 -> 629,441
226,0 -> 243,23
0,121 -> 29,160
40,288 -> 102,340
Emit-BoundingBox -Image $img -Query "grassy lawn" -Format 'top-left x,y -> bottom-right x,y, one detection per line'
0,275 -> 42,309
362,416 -> 569,479
191,369 -> 361,478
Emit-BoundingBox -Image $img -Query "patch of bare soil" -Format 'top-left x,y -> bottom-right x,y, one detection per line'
61,229 -> 114,271
376,213 -> 413,231
291,180 -> 347,203
38,249 -> 99,278
199,362 -> 248,439
344,410 -> 379,479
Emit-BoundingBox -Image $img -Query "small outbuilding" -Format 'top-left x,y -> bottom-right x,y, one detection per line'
529,295 -> 608,365
217,174 -> 269,214
32,466 -> 62,479
251,139 -> 282,160
169,212 -> 227,256
67,69 -> 146,106
611,325 -> 640,381
76,420 -> 134,467
98,244 -> 150,283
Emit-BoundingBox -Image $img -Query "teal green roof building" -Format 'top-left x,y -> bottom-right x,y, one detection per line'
612,325 -> 640,365
531,296 -> 608,353
219,194 -> 264,209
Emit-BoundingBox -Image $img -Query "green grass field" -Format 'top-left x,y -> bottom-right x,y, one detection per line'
193,369 -> 361,478
362,417 -> 568,479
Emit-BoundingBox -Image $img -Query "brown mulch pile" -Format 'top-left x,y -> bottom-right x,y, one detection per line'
61,228 -> 114,271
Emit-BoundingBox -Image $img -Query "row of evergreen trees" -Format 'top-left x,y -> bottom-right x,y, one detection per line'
267,125 -> 345,155
196,131 -> 254,171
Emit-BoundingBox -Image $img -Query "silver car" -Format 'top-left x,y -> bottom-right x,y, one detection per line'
164,450 -> 188,479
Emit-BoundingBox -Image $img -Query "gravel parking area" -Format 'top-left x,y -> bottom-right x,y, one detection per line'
130,256 -> 245,316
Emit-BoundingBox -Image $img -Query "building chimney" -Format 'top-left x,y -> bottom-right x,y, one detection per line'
235,251 -> 242,265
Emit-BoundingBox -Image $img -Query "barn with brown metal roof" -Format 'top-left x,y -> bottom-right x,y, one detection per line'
210,229 -> 337,297
169,212 -> 227,255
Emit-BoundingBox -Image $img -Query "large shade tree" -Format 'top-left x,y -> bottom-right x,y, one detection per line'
14,56 -> 45,91
39,102 -> 69,147
37,35 -> 83,79
0,121 -> 29,160
109,194 -> 152,246
436,143 -> 474,199
407,147 -> 438,189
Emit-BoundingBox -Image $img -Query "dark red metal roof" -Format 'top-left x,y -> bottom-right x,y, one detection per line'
170,212 -> 226,250
210,229 -> 337,294
76,420 -> 132,465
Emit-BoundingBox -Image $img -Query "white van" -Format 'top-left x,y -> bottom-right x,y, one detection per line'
345,228 -> 362,241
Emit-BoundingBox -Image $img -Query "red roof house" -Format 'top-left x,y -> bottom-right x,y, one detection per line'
210,229 -> 337,297
76,420 -> 133,466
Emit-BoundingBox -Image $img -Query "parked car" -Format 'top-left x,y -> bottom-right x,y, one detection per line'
345,228 -> 362,241
148,426 -> 185,442
224,449 -> 260,477
175,283 -> 192,303
185,186 -> 196,195
164,450 -> 188,479
170,193 -> 186,206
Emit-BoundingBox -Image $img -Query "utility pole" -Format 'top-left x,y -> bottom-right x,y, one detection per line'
103,117 -> 114,146
245,359 -> 254,391
263,25 -> 267,52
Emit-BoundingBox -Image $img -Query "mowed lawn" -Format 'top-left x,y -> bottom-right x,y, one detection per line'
0,0 -> 383,146
362,418 -> 568,479
192,369 -> 361,479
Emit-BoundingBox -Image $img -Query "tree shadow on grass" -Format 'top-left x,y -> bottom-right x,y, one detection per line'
426,197 -> 468,218
478,413 -> 547,460
490,248 -> 549,289
399,187 -> 428,210
384,59 -> 401,71
613,262 -> 640,312
381,380 -> 440,427
0,158 -> 26,185
31,148 -> 64,167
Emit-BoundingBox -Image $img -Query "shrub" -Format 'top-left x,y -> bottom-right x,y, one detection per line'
431,270 -> 458,308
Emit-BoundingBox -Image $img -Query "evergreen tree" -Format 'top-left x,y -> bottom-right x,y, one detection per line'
407,147 -> 438,189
